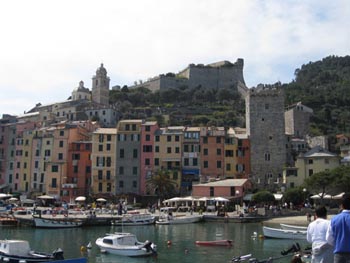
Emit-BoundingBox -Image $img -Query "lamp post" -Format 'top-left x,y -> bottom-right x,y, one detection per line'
235,190 -> 240,213
303,188 -> 307,207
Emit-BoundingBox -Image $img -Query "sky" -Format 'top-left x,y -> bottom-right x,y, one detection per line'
0,0 -> 349,116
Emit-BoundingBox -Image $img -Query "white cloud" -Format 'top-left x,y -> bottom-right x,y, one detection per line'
0,0 -> 349,116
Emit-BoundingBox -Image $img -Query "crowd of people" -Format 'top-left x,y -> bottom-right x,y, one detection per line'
306,193 -> 350,263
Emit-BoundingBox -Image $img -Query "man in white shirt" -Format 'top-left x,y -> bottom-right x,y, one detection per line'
307,206 -> 333,263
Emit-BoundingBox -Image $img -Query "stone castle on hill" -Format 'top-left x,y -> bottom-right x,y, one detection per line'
129,59 -> 245,92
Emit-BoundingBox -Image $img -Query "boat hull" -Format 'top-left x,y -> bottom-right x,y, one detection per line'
195,240 -> 233,246
280,223 -> 308,231
156,215 -> 203,225
33,216 -> 83,228
263,226 -> 306,240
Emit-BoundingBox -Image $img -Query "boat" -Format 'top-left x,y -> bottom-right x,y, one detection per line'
195,239 -> 233,246
262,226 -> 306,240
111,213 -> 155,226
156,214 -> 203,225
0,239 -> 64,263
280,223 -> 308,231
95,232 -> 157,257
33,215 -> 84,228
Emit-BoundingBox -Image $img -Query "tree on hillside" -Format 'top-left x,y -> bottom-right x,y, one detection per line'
251,191 -> 275,204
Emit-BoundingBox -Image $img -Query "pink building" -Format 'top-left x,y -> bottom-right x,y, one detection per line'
140,121 -> 159,195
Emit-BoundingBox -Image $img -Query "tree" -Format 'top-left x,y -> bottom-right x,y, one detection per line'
304,170 -> 336,203
251,191 -> 275,204
283,188 -> 304,206
146,169 -> 176,201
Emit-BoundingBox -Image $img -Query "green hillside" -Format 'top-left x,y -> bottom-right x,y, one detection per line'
284,55 -> 350,136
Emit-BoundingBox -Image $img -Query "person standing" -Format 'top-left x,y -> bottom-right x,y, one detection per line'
307,206 -> 333,263
326,194 -> 350,263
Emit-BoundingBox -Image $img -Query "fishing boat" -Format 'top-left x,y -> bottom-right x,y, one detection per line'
195,239 -> 233,246
32,215 -> 84,228
0,239 -> 64,263
95,232 -> 157,257
111,213 -> 155,226
156,214 -> 203,225
262,226 -> 306,240
280,223 -> 308,231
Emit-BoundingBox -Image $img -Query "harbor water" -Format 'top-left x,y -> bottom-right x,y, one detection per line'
0,222 -> 309,263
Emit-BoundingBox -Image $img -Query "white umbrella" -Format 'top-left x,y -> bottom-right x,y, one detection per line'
211,197 -> 230,202
96,198 -> 107,202
310,193 -> 332,199
75,196 -> 86,202
8,197 -> 18,201
37,195 -> 54,199
0,193 -> 12,199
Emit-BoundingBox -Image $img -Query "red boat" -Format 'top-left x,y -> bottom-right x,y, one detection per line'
195,239 -> 233,247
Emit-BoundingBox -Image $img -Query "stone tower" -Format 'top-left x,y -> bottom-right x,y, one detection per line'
240,82 -> 286,190
92,64 -> 110,106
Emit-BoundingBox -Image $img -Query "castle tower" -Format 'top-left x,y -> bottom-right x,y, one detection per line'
92,64 -> 110,106
244,83 -> 286,190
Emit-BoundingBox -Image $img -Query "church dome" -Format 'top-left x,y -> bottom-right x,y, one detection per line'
73,81 -> 90,93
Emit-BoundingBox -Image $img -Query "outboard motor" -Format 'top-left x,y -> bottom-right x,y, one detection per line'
52,248 -> 64,260
143,241 -> 157,256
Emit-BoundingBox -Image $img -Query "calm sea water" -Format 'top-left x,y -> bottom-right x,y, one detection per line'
0,222 -> 309,263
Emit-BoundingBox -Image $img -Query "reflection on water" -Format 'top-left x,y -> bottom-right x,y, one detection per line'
0,222 -> 309,263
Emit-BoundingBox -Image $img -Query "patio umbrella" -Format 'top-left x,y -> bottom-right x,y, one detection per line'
75,196 -> 86,202
332,192 -> 345,199
37,195 -> 54,199
8,197 -> 18,201
310,193 -> 332,199
96,198 -> 107,202
0,193 -> 12,199
211,197 -> 230,202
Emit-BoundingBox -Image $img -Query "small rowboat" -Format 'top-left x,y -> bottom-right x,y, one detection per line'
195,239 -> 233,246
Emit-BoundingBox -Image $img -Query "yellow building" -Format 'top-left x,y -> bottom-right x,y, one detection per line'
285,146 -> 340,188
154,126 -> 184,192
91,128 -> 117,196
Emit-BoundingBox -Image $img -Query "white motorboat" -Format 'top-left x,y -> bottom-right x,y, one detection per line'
111,213 -> 155,226
0,239 -> 64,263
156,214 -> 203,225
263,226 -> 306,240
95,232 -> 157,257
33,215 -> 84,228
280,223 -> 308,231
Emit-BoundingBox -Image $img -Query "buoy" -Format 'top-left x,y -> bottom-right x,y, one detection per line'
167,240 -> 172,245
80,246 -> 87,252
258,235 -> 265,239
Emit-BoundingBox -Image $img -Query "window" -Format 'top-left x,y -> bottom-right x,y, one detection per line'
132,124 -> 136,131
155,136 -> 160,142
73,166 -> 78,173
226,163 -> 231,171
167,135 -> 171,142
175,147 -> 180,153
107,134 -> 111,141
125,124 -> 130,131
58,153 -> 63,160
133,149 -> 138,158
308,159 -> 313,164
98,183 -> 102,192
216,137 -> 221,143
52,178 -> 57,188
309,169 -> 313,176
265,153 -> 270,161
184,145 -> 189,152
204,148 -> 208,155
217,161 -> 222,168
52,165 -> 59,172
145,135 -> 151,141
145,125 -> 151,132
106,157 -> 111,167
107,183 -> 111,191
203,137 -> 208,144
119,166 -> 124,175
143,145 -> 152,152
167,147 -> 171,153
98,170 -> 103,180
106,144 -> 111,151
119,181 -> 124,188
72,153 -> 80,160
175,135 -> 179,142
106,171 -> 111,180
133,167 -> 137,175
216,148 -> 221,156
59,141 -> 64,147
204,161 -> 208,168
98,145 -> 103,151
59,130 -> 64,136
173,171 -> 178,180
154,158 -> 159,166
193,158 -> 198,166
225,150 -> 234,157
184,158 -> 189,166
98,134 -> 104,143
155,146 -> 159,152
120,149 -> 124,158
210,187 -> 214,197
133,181 -> 137,188
145,158 -> 150,165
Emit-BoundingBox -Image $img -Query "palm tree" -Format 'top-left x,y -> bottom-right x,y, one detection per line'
146,169 -> 177,201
